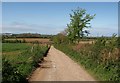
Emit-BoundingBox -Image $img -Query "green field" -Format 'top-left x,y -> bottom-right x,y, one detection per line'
2,43 -> 49,82
2,43 -> 31,52
2,43 -> 32,62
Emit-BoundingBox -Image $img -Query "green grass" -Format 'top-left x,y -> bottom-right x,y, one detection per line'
2,43 -> 32,63
54,37 -> 119,81
2,43 -> 31,52
2,43 -> 49,82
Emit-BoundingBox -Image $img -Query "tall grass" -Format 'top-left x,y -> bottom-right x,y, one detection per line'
54,36 -> 120,81
2,43 -> 49,82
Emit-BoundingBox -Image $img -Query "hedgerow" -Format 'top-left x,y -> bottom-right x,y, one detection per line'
2,44 -> 49,82
54,36 -> 120,81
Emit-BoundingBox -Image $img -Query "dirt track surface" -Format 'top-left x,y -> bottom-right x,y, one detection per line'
29,46 -> 95,81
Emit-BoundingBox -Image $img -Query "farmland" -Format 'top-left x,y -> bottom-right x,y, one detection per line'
2,35 -> 119,81
2,43 -> 50,82
4,38 -> 50,43
2,38 -> 52,45
2,2 -> 119,82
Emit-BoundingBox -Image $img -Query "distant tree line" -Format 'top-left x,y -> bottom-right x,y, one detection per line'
2,39 -> 26,43
2,33 -> 54,39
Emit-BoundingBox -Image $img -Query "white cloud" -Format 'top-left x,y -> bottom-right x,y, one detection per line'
2,22 -> 65,35
2,22 -> 118,36
89,26 -> 118,37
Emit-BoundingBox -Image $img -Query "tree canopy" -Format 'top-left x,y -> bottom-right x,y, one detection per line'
67,7 -> 96,43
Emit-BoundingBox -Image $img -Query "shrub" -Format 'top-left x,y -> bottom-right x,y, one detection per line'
2,44 -> 49,82
2,57 -> 27,83
54,36 -> 119,81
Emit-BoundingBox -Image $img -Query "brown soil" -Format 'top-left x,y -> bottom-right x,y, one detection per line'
5,38 -> 50,43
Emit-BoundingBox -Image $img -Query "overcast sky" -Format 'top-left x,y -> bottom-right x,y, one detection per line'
2,2 -> 118,37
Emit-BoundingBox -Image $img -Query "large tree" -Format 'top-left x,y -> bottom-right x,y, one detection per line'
67,7 -> 95,43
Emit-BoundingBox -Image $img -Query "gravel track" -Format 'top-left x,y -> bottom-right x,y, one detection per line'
29,46 -> 96,81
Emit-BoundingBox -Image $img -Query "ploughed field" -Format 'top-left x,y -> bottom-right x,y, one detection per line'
4,38 -> 51,44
